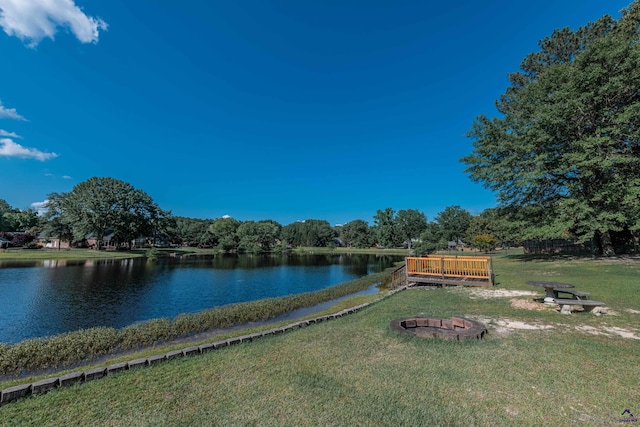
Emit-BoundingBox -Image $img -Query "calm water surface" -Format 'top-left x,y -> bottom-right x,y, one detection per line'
0,253 -> 400,343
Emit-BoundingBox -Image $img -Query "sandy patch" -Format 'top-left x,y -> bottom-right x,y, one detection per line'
625,308 -> 640,314
510,298 -> 548,311
575,325 -> 640,340
474,317 -> 554,336
469,316 -> 639,339
464,289 -> 539,299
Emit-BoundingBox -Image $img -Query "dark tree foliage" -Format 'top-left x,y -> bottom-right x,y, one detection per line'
373,208 -> 402,248
462,2 -> 640,255
237,220 -> 281,252
281,220 -> 335,248
51,177 -> 169,248
465,208 -> 520,249
395,209 -> 427,250
41,193 -> 74,244
168,216 -> 210,246
10,233 -> 34,247
0,199 -> 39,233
434,206 -> 472,244
413,222 -> 446,255
340,219 -> 373,248
208,217 -> 241,251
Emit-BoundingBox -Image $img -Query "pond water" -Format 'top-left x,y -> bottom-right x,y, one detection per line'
0,253 -> 401,343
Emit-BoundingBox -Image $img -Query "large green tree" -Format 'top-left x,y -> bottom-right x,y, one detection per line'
208,217 -> 241,251
0,199 -> 11,231
339,219 -> 373,248
462,2 -> 640,255
0,199 -> 39,232
237,220 -> 281,252
395,209 -> 427,250
41,193 -> 73,246
434,205 -> 472,244
413,222 -> 446,255
52,177 -> 169,248
373,208 -> 402,248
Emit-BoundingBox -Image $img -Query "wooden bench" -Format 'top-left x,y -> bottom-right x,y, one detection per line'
554,299 -> 606,314
554,289 -> 591,300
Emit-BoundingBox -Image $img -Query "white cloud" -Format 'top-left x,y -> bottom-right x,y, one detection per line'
0,138 -> 58,161
0,100 -> 26,120
0,0 -> 108,46
30,200 -> 48,216
62,175 -> 71,179
0,129 -> 21,138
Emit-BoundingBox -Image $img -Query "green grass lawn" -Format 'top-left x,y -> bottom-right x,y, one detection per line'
1,252 -> 639,426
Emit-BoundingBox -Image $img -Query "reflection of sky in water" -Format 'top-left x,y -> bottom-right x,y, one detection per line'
0,254 -> 400,343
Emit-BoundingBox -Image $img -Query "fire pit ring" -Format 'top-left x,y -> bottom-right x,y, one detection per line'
390,316 -> 487,340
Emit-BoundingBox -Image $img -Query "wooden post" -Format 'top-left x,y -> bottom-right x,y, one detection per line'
488,256 -> 494,287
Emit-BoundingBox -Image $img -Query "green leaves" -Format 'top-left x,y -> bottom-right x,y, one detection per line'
52,177 -> 168,248
339,219 -> 373,248
462,3 -> 640,253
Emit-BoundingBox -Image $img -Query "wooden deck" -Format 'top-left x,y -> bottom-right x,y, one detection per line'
406,255 -> 494,288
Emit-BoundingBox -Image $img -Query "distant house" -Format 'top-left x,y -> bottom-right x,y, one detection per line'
47,238 -> 70,249
448,240 -> 466,250
35,235 -> 70,249
0,237 -> 10,249
85,233 -> 117,250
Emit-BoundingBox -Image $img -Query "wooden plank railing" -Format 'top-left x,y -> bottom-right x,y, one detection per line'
390,264 -> 407,289
406,255 -> 493,284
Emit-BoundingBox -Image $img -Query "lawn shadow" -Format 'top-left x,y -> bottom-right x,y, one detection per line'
505,252 -> 594,262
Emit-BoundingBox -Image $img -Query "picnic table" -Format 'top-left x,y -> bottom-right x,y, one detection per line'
526,281 -> 605,314
526,281 -> 574,303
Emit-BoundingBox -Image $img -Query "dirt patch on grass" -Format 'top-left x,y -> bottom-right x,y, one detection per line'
463,289 -> 539,299
473,317 -> 554,336
509,298 -> 548,311
472,316 -> 640,340
574,325 -> 640,340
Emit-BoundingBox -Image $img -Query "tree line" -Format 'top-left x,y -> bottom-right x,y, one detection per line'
6,3 -> 639,255
0,177 -> 513,253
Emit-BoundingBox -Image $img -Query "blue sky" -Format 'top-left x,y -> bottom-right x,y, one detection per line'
0,0 -> 632,225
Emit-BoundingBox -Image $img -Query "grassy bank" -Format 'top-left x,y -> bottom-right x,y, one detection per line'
0,266 -> 396,378
293,247 -> 410,255
0,248 -> 147,260
2,253 -> 639,425
0,246 -> 407,261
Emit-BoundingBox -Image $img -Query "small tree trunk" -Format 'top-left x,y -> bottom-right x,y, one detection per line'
595,230 -> 615,256
630,230 -> 640,254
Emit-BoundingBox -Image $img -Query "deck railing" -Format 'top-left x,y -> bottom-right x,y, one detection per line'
406,255 -> 493,283
390,264 -> 407,289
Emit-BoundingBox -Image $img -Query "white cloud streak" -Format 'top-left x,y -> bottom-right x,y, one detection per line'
30,200 -> 48,216
0,138 -> 58,161
0,0 -> 108,46
0,129 -> 21,138
0,100 -> 26,120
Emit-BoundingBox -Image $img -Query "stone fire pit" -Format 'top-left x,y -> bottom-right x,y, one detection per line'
390,316 -> 487,340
